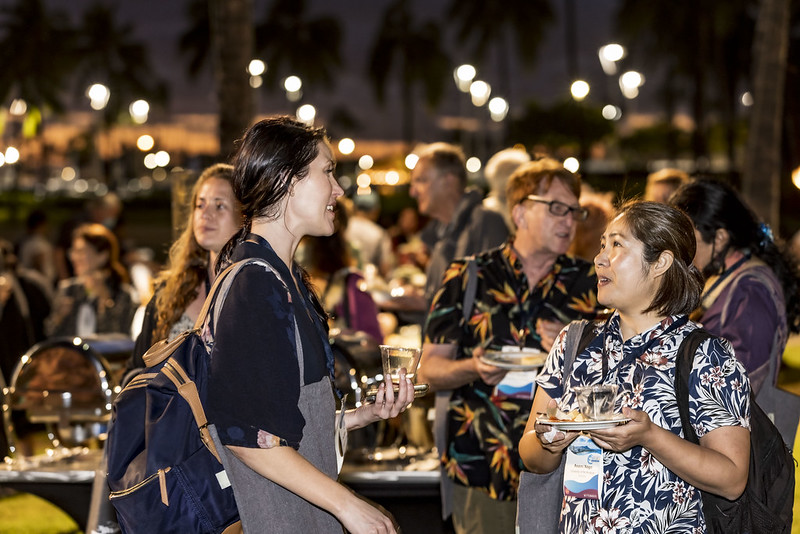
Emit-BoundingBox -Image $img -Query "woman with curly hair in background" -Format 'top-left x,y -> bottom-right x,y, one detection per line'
127,163 -> 242,373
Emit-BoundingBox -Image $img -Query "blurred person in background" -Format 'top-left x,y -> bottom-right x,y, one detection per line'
298,204 -> 387,414
411,142 -> 508,311
54,192 -> 124,280
17,209 -> 57,288
127,163 -> 242,372
643,167 -> 690,204
569,189 -> 615,263
670,178 -> 800,393
0,240 -> 52,384
482,147 -> 531,230
45,223 -> 138,338
298,204 -> 383,342
789,229 -> 800,266
344,190 -> 396,279
388,205 -> 429,269
417,157 -> 600,533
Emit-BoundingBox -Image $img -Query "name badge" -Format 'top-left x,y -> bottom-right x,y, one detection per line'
563,435 -> 603,500
492,370 -> 538,400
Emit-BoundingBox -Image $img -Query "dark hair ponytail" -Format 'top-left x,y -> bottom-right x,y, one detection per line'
215,217 -> 252,273
214,116 -> 328,272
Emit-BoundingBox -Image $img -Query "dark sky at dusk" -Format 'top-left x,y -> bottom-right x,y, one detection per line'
27,0 -> 628,141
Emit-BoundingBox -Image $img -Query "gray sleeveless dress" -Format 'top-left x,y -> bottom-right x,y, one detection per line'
210,337 -> 343,532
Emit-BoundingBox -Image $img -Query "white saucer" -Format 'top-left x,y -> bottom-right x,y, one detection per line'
535,414 -> 630,431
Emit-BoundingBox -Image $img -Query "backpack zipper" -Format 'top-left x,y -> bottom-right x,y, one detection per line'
109,466 -> 171,501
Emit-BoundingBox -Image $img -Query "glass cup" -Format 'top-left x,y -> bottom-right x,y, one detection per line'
574,384 -> 619,420
379,345 -> 421,384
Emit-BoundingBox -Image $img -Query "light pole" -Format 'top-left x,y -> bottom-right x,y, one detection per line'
570,80 -> 590,102
469,80 -> 492,161
453,64 -> 476,150
297,103 -> 316,126
284,76 -> 303,103
86,83 -> 110,182
129,100 -> 149,124
598,43 -> 627,123
619,70 -> 645,100
248,59 -> 266,113
488,96 -> 509,154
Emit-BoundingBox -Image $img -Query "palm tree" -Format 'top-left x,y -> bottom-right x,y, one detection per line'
72,2 -> 168,126
0,0 -> 77,190
208,0 -> 254,158
0,0 -> 75,120
742,0 -> 791,229
178,0 -> 212,79
368,0 -> 450,143
444,0 -> 554,106
255,0 -> 343,91
615,1 -> 754,164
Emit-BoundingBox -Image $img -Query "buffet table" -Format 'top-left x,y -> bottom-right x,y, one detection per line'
0,445 -> 451,533
0,448 -> 102,530
340,446 -> 452,533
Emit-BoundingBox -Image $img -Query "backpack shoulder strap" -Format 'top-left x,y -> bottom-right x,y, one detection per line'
562,319 -> 596,378
461,258 -> 479,323
674,328 -> 713,444
205,257 -> 285,333
143,258 -> 283,368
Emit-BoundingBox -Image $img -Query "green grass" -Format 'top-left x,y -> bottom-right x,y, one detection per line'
0,492 -> 79,533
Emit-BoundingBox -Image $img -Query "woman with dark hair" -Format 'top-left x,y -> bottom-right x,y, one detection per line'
519,201 -> 751,532
206,116 -> 412,533
45,223 -> 138,337
670,178 -> 800,393
128,163 -> 241,370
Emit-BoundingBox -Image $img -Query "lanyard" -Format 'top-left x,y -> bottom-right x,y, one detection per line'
701,253 -> 749,301
601,315 -> 689,381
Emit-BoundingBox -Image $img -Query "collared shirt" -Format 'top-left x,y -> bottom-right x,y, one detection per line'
424,242 -> 599,500
537,313 -> 751,533
422,187 -> 509,307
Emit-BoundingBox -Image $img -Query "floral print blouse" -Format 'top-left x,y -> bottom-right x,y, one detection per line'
424,242 -> 599,501
536,313 -> 751,533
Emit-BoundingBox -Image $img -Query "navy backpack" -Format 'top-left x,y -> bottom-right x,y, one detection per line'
106,258 -> 281,534
675,329 -> 795,534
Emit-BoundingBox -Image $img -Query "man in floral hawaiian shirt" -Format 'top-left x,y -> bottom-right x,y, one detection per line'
410,143 -> 509,311
418,157 -> 601,534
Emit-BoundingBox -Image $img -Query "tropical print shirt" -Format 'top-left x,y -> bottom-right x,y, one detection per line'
536,313 -> 751,533
424,242 -> 599,501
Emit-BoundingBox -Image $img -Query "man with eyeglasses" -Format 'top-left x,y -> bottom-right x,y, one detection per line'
418,157 -> 600,534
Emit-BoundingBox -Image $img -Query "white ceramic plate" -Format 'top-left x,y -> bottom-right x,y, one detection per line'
480,349 -> 546,370
535,414 -> 630,431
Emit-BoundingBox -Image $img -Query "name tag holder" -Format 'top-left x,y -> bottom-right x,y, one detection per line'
563,435 -> 603,500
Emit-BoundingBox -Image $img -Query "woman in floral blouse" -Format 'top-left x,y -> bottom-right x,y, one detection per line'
521,201 -> 750,533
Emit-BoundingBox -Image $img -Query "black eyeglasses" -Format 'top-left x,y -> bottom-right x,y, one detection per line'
525,195 -> 589,221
